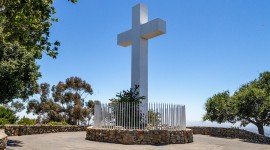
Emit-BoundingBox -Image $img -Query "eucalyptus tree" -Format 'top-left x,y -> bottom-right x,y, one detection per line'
83,100 -> 95,125
52,76 -> 93,125
27,83 -> 63,123
10,101 -> 25,113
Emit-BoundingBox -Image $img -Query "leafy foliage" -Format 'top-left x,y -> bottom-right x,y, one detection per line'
148,110 -> 159,126
27,83 -> 63,123
83,100 -> 95,125
68,0 -> 78,3
0,0 -> 66,58
0,118 -> 10,126
110,85 -> 145,103
27,77 -> 93,125
204,72 -> 270,135
203,91 -> 236,124
0,106 -> 18,124
52,76 -> 93,125
0,0 -> 77,104
110,85 -> 145,128
46,121 -> 69,126
17,117 -> 36,125
10,101 -> 26,113
0,40 -> 40,104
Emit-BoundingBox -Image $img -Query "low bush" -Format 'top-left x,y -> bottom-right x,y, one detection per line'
0,118 -> 10,126
46,121 -> 70,126
17,117 -> 36,125
0,106 -> 18,124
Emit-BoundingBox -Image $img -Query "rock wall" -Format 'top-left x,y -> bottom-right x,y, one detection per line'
86,128 -> 193,145
4,125 -> 87,136
0,130 -> 7,150
188,126 -> 270,144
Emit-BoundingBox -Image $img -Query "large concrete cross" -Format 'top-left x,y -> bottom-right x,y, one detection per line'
117,3 -> 166,109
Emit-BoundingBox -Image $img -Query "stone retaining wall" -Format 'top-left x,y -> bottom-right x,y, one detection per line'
86,128 -> 193,145
4,125 -> 87,136
188,126 -> 270,144
0,130 -> 7,150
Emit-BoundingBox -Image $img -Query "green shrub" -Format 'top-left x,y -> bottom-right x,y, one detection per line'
17,117 -> 36,125
0,118 -> 10,126
47,121 -> 70,126
0,106 -> 18,124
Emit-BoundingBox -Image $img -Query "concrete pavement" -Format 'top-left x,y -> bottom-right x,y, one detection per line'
6,132 -> 270,150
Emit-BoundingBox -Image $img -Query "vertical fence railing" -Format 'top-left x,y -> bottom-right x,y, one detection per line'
94,102 -> 186,130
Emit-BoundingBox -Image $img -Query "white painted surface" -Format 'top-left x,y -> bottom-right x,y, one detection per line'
93,101 -> 102,128
117,3 -> 166,113
97,102 -> 186,130
0,129 -> 7,139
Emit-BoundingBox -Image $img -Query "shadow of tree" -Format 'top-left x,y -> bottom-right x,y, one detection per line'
207,135 -> 270,145
7,140 -> 23,147
240,139 -> 270,145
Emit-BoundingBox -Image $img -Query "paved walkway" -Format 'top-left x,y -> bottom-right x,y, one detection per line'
6,132 -> 270,150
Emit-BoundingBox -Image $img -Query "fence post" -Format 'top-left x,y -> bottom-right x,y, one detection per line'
94,102 -> 186,130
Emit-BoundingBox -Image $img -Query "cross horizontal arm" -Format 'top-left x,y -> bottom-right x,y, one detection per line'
117,29 -> 132,47
140,18 -> 166,39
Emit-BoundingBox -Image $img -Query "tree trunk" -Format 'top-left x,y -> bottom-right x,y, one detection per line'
256,123 -> 264,135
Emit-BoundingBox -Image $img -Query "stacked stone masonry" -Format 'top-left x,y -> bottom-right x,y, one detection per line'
86,128 -> 193,145
188,126 -> 270,144
4,125 -> 270,146
4,125 -> 87,136
0,135 -> 7,150
0,130 -> 7,150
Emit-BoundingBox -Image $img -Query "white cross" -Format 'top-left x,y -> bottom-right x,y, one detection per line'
117,3 -> 166,111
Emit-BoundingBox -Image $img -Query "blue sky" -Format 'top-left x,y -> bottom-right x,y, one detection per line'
36,0 -> 270,121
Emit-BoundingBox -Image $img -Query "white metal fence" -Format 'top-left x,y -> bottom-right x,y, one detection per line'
94,102 -> 186,130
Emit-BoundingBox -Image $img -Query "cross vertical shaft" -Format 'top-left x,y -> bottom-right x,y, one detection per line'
131,4 -> 149,107
117,3 -> 166,119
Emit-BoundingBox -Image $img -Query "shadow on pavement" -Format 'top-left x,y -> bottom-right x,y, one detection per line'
7,140 -> 23,147
207,135 -> 270,145
240,139 -> 270,145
